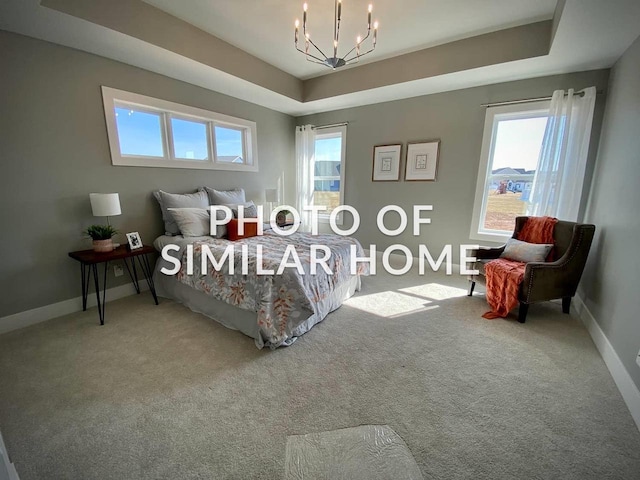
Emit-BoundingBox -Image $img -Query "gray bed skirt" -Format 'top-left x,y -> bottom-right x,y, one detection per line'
153,259 -> 361,349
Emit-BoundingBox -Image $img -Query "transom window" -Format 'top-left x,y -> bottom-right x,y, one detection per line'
102,87 -> 257,171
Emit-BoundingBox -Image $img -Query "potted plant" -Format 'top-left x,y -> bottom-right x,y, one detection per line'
85,225 -> 118,252
276,209 -> 291,226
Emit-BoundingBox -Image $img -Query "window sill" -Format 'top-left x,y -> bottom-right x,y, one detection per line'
112,156 -> 258,172
469,230 -> 511,245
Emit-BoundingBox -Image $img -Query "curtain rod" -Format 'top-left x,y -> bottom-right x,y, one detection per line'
481,90 -> 603,108
313,122 -> 348,130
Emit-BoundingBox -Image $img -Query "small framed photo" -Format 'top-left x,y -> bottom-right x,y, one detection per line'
405,140 -> 440,181
126,232 -> 143,250
372,144 -> 402,181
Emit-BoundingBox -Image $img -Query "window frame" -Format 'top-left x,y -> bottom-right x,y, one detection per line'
213,124 -> 248,164
470,101 -> 549,243
313,125 -> 347,224
167,113 -> 212,162
102,86 -> 258,172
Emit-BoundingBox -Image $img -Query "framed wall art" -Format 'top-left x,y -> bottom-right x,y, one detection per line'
405,140 -> 440,181
372,144 -> 402,181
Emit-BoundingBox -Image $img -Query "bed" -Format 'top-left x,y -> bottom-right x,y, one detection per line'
153,230 -> 368,348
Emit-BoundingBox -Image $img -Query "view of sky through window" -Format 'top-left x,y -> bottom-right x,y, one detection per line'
115,105 -> 249,163
171,118 -> 208,160
492,117 -> 547,170
115,107 -> 164,157
314,136 -> 341,163
215,126 -> 243,162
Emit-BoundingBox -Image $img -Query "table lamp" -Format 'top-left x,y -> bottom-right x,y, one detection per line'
89,193 -> 121,225
88,193 -> 121,252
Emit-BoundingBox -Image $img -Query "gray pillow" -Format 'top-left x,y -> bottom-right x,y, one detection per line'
203,187 -> 246,205
167,208 -> 210,237
224,201 -> 258,219
500,238 -> 553,263
154,190 -> 209,235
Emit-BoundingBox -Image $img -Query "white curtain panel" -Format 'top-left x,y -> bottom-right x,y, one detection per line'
295,125 -> 316,231
527,87 -> 596,221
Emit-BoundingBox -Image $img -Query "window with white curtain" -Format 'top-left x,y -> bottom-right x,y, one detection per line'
470,101 -> 551,242
470,87 -> 596,242
296,125 -> 347,230
313,125 -> 347,219
102,86 -> 258,171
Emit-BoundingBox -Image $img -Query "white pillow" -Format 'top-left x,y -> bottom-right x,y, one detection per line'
153,190 -> 209,235
167,208 -> 211,237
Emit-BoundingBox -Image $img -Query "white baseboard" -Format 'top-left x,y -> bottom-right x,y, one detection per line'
0,282 -> 148,335
573,295 -> 640,431
0,430 -> 20,480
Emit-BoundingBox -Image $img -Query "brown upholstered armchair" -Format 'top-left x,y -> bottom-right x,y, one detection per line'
468,217 -> 595,323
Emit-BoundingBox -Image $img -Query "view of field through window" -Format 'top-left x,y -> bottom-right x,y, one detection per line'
313,134 -> 343,214
482,116 -> 548,232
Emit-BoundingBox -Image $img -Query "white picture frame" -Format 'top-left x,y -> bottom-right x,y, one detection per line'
126,231 -> 143,250
372,144 -> 402,181
405,140 -> 440,181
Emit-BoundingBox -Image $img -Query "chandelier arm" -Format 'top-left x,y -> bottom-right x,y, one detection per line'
333,0 -> 339,44
295,46 -> 328,64
341,30 -> 371,62
303,18 -> 330,60
344,46 -> 376,65
306,36 -> 330,60
335,19 -> 341,58
334,0 -> 340,59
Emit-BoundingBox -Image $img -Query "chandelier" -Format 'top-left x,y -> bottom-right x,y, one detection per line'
294,0 -> 379,69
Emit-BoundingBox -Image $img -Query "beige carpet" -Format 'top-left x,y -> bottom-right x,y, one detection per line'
0,269 -> 639,479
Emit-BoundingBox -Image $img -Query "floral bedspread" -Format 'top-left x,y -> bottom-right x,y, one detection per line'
175,232 -> 368,347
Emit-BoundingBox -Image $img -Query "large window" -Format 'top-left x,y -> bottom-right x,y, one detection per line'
102,87 -> 257,171
313,125 -> 346,220
470,101 -> 549,242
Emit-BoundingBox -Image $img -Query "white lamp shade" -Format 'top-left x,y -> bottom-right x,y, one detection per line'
265,188 -> 279,203
90,193 -> 121,217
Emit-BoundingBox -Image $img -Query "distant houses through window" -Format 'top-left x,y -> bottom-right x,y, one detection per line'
313,125 -> 347,220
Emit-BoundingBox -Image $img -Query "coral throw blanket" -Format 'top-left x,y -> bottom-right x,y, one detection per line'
482,216 -> 558,319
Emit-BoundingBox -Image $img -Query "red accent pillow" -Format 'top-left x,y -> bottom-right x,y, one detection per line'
227,219 -> 260,241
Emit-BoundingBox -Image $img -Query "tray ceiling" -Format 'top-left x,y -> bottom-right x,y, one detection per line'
142,0 -> 557,79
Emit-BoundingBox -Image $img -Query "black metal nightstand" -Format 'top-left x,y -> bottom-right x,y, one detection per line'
68,245 -> 158,325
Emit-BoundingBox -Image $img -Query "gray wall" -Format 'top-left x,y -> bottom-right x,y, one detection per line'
0,31 -> 296,318
297,70 -> 609,257
580,35 -> 640,390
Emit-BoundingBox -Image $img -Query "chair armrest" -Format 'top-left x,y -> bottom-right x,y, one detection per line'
467,246 -> 505,279
521,260 -> 566,303
520,224 -> 595,303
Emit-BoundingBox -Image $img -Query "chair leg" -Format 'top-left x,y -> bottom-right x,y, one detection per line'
562,297 -> 571,314
518,303 -> 529,323
467,281 -> 476,297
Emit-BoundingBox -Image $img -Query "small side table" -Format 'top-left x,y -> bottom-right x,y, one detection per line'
69,245 -> 158,325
